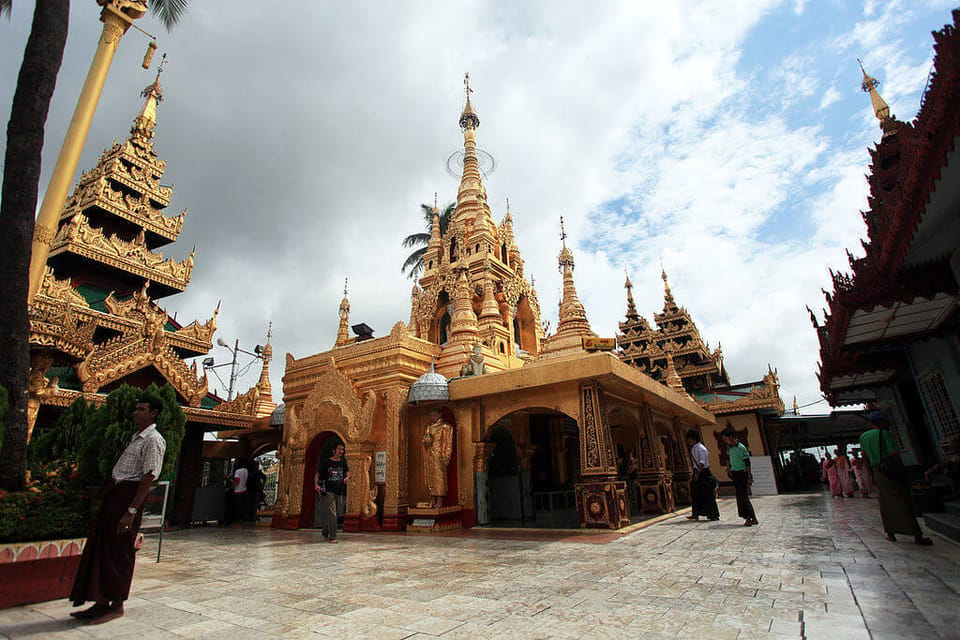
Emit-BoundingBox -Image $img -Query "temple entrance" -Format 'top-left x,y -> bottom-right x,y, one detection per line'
299,430 -> 345,528
479,409 -> 580,528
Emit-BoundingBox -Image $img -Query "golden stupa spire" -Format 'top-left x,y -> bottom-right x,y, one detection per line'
663,346 -> 686,395
254,321 -> 277,417
453,73 -> 493,229
450,268 -> 480,339
540,217 -> 596,359
624,268 -> 639,320
335,278 -> 351,347
132,53 -> 166,139
858,59 -> 896,137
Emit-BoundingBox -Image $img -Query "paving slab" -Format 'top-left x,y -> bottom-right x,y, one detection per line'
2,493 -> 959,639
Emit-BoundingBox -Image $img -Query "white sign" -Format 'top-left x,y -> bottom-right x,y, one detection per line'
374,451 -> 387,484
412,518 -> 435,527
750,456 -> 778,496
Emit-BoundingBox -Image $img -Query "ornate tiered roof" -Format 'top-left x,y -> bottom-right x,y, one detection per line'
618,269 -> 728,393
27,69 -> 275,438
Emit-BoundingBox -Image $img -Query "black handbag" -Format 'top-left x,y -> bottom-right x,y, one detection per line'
877,430 -> 906,481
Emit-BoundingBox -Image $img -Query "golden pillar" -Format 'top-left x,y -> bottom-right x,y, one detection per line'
28,0 -> 147,303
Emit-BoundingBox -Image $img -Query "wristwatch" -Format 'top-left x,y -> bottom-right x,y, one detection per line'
127,506 -> 138,515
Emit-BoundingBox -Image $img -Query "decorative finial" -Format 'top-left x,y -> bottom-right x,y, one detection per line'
464,72 -> 473,99
857,58 -> 892,127
343,277 -> 349,297
434,192 -> 438,209
858,58 -> 876,92
560,216 -> 567,248
155,52 -> 167,82
506,197 -> 510,213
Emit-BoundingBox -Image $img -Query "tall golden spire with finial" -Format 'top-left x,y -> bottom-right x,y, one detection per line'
335,278 -> 351,347
858,59 -> 896,137
540,217 -> 596,359
453,73 -> 493,230
132,53 -> 166,139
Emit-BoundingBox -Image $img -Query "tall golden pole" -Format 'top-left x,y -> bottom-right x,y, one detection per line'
27,0 -> 146,304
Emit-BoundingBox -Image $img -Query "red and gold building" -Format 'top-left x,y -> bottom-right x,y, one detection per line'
815,11 -> 960,470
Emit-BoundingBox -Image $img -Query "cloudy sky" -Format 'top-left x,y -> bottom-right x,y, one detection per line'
1,1 -> 954,411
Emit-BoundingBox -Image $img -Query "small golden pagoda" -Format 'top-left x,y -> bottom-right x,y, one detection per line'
275,78 -> 715,532
27,68 -> 276,526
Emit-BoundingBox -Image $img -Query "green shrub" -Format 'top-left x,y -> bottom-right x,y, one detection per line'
11,383 -> 186,544
0,462 -> 90,544
87,383 -> 185,484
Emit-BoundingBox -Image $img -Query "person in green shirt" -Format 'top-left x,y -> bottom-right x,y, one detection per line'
859,411 -> 932,546
720,427 -> 758,526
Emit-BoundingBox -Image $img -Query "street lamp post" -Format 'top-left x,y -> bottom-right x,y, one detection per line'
203,337 -> 266,401
27,0 -> 149,304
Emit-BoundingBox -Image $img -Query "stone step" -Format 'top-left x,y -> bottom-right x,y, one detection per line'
945,501 -> 960,518
925,511 -> 960,543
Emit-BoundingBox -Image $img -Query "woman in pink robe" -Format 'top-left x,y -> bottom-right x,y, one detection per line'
835,450 -> 855,497
850,449 -> 875,497
823,455 -> 842,497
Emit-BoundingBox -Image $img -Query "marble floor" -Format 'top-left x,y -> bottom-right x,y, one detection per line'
2,492 -> 959,639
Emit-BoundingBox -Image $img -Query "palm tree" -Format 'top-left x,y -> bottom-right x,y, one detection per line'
401,202 -> 454,280
0,0 -> 189,492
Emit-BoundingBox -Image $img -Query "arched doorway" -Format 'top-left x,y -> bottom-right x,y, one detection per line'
480,409 -> 580,528
299,431 -> 345,528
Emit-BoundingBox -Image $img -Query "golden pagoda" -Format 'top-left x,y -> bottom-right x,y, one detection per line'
27,68 -> 276,526
274,77 -> 715,532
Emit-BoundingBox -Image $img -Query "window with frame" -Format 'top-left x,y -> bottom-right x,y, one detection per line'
919,369 -> 960,444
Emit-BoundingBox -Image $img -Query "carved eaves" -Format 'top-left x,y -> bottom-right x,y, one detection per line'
50,213 -> 193,292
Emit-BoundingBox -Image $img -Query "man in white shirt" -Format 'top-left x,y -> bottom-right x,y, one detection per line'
226,460 -> 249,525
69,396 -> 166,625
685,429 -> 720,521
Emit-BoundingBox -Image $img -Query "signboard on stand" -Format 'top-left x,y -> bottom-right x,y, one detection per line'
750,456 -> 778,496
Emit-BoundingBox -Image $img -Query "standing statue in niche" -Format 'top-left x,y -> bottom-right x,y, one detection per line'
423,410 -> 454,508
460,342 -> 487,377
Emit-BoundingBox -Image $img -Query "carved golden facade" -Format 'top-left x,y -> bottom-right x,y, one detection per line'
274,79 -> 716,534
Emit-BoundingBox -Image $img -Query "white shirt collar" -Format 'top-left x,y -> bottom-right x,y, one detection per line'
133,423 -> 158,440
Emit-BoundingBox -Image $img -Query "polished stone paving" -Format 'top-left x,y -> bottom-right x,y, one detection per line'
2,493 -> 960,639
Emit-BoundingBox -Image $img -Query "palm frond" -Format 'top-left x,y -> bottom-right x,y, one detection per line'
150,0 -> 189,31
401,232 -> 431,249
401,247 -> 427,279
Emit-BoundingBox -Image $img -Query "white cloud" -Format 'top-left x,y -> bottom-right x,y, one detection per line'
0,0 -> 949,413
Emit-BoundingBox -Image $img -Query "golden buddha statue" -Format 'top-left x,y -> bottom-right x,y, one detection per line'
423,410 -> 454,508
